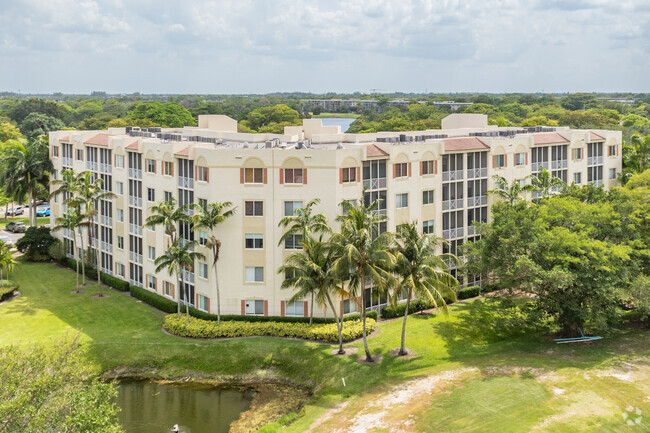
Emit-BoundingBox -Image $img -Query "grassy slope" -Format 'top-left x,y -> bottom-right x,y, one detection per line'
2,259 -> 649,432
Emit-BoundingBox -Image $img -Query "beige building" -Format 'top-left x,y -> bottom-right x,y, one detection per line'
48,114 -> 622,317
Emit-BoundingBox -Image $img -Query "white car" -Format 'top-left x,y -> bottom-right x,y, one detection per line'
0,236 -> 12,245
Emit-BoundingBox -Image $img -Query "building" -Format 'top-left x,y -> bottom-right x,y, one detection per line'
303,98 -> 473,112
48,114 -> 622,317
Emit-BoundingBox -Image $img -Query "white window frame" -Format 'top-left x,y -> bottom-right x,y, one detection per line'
147,275 -> 156,290
609,168 -> 617,180
342,299 -> 358,315
423,219 -> 434,234
163,281 -> 172,297
396,193 -> 408,209
245,299 -> 265,315
146,159 -> 155,173
515,153 -> 526,166
284,234 -> 303,250
285,301 -> 305,317
148,246 -> 155,261
573,148 -> 583,160
117,209 -> 124,223
284,168 -> 304,184
395,162 -> 408,178
115,155 -> 124,169
423,190 -> 434,205
245,201 -> 263,217
573,172 -> 582,184
198,262 -> 208,279
284,201 -> 303,217
245,234 -> 264,250
608,145 -> 618,157
341,167 -> 356,183
495,154 -> 505,168
147,188 -> 155,202
421,160 -> 434,175
198,230 -> 208,246
244,168 -> 264,184
116,182 -> 123,195
116,263 -> 125,277
196,166 -> 208,182
245,266 -> 264,283
198,294 -> 209,312
117,236 -> 124,250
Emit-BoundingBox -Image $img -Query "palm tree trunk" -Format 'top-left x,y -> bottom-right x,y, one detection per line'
326,294 -> 345,355
309,291 -> 314,326
182,272 -> 190,327
360,274 -> 372,361
73,232 -> 79,292
79,227 -> 86,285
214,263 -> 221,325
176,276 -> 182,318
399,289 -> 412,356
31,190 -> 37,227
93,217 -> 103,297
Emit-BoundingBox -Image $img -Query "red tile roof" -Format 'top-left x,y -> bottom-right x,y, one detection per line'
366,144 -> 389,157
125,140 -> 139,150
532,132 -> 570,146
590,131 -> 605,142
175,147 -> 190,157
83,134 -> 110,146
443,137 -> 489,152
59,135 -> 70,143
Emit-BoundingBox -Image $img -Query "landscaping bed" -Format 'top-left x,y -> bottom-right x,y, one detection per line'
0,284 -> 18,303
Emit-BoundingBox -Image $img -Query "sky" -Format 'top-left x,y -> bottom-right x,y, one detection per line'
0,0 -> 649,94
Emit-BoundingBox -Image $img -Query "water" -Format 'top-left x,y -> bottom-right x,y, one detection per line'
318,117 -> 356,133
115,381 -> 253,433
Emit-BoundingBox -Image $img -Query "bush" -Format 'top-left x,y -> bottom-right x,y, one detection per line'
458,285 -> 481,300
15,227 -> 56,261
163,314 -> 376,342
100,273 -> 130,292
56,257 -> 130,292
129,285 -> 177,314
48,240 -> 65,261
381,297 -> 455,319
0,284 -> 18,302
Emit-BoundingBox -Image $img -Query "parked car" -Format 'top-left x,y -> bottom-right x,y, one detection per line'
0,236 -> 12,245
5,206 -> 24,216
36,206 -> 50,217
5,222 -> 26,233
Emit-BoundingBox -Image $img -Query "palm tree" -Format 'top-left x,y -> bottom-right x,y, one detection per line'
393,222 -> 459,356
0,241 -> 16,283
50,168 -> 79,199
527,168 -> 565,200
278,198 -> 331,325
488,175 -> 533,205
190,201 -> 236,324
0,139 -> 52,227
280,235 -> 348,353
145,197 -> 190,247
154,238 -> 205,325
52,209 -> 86,293
332,198 -> 396,362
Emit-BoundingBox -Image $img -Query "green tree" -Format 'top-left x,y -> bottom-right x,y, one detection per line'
145,197 -> 190,247
190,201 -> 236,324
240,104 -> 301,131
528,168 -> 565,200
559,93 -> 599,111
0,240 -> 16,282
19,113 -> 66,140
0,122 -> 23,142
14,226 -> 57,261
489,175 -> 533,205
8,97 -> 72,124
128,102 -> 196,128
622,134 -> 650,178
393,222 -> 458,356
53,209 -> 87,292
521,116 -> 559,127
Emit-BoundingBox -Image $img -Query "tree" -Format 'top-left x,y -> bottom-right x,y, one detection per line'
278,198 -> 331,325
19,113 -> 66,140
15,226 -> 57,261
0,122 -> 23,142
332,198 -> 396,362
488,175 -> 533,205
0,241 -> 16,282
520,116 -> 558,127
127,102 -> 196,128
527,168 -> 565,200
190,201 -> 236,324
145,197 -> 191,247
559,93 -> 599,111
8,97 -> 71,124
53,209 -> 87,292
622,134 -> 650,178
154,238 -> 205,325
240,104 -> 301,131
393,222 -> 458,356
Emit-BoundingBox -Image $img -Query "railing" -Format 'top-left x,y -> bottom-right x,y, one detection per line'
100,267 -> 113,276
99,163 -> 112,174
63,228 -> 74,238
178,238 -> 195,251
86,161 -> 98,171
466,168 -> 487,179
129,252 -> 143,264
442,198 -> 464,211
363,178 -> 386,190
129,279 -> 143,288
100,241 -> 113,253
442,227 -> 464,240
467,225 -> 476,236
128,168 -> 142,179
182,269 -> 195,284
551,160 -> 568,170
178,176 -> 194,189
128,196 -> 142,208
590,179 -> 604,187
531,161 -> 549,172
467,195 -> 487,207
90,239 -> 97,248
100,215 -> 112,226
371,209 -> 387,216
442,170 -> 464,182
62,157 -> 73,168
588,156 -> 603,166
129,224 -> 142,236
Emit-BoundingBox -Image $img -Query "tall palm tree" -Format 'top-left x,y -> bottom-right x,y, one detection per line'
154,238 -> 205,325
190,201 -> 236,324
527,168 -> 565,200
52,209 -> 86,293
278,198 -> 331,325
0,241 -> 16,283
279,235 -> 348,353
145,197 -> 190,247
393,222 -> 459,356
332,198 -> 396,362
488,175 -> 533,205
49,168 -> 79,199
0,139 -> 52,227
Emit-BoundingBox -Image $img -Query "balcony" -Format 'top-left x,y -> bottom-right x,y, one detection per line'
371,209 -> 387,217
178,176 -> 194,189
100,215 -> 112,226
590,179 -> 604,187
442,198 -> 464,211
442,170 -> 464,182
99,163 -> 112,174
467,225 -> 476,236
63,228 -> 74,238
467,195 -> 487,207
128,168 -> 142,179
182,269 -> 195,284
442,227 -> 464,240
363,178 -> 386,190
100,241 -> 113,253
466,168 -> 487,179
129,224 -> 143,236
551,160 -> 568,170
128,196 -> 142,208
531,161 -> 549,172
129,279 -> 143,288
129,251 -> 143,264
100,267 -> 113,276
86,161 -> 98,171
62,157 -> 73,168
588,156 -> 603,166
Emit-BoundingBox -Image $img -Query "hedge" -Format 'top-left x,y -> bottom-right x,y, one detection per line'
0,284 -> 18,302
380,295 -> 456,319
56,257 -> 129,291
163,314 -> 376,342
458,285 -> 481,300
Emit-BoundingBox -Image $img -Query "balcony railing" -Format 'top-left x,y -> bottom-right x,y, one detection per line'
466,167 -> 487,179
129,224 -> 142,236
100,267 -> 113,276
99,163 -> 112,174
371,209 -> 387,216
100,215 -> 112,226
128,196 -> 142,208
182,269 -> 195,284
531,161 -> 549,172
178,176 -> 194,189
100,241 -> 113,253
590,179 -> 604,187
588,156 -> 603,166
442,170 -> 464,182
128,168 -> 142,179
551,160 -> 568,170
63,228 -> 74,238
467,195 -> 487,207
363,178 -> 386,190
129,252 -> 143,264
86,161 -> 98,171
129,279 -> 143,288
467,225 -> 476,236
62,157 -> 73,168
442,198 -> 464,211
442,227 -> 464,240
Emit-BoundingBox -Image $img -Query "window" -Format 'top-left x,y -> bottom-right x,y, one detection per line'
245,234 -> 264,249
245,299 -> 265,315
198,294 -> 209,312
341,199 -> 356,215
285,301 -> 305,317
245,267 -> 264,283
146,159 -> 155,173
148,246 -> 155,261
76,149 -> 83,161
244,168 -> 264,184
116,263 -> 125,277
245,201 -> 263,217
573,172 -> 582,184
115,155 -> 124,168
117,236 -> 124,249
515,153 -> 526,166
284,168 -> 304,184
198,198 -> 207,210
147,275 -> 156,290
199,263 -> 208,279
284,201 -> 303,217
494,155 -> 505,168
341,167 -> 356,183
396,193 -> 408,209
421,160 -> 435,175
147,188 -> 155,202
164,191 -> 172,202
423,219 -> 434,234
394,162 -> 408,178
117,209 -> 124,223
609,168 -> 617,179
163,281 -> 172,297
196,166 -> 208,182
342,299 -> 358,315
517,179 -> 526,187
423,190 -> 434,205
284,234 -> 303,250
573,148 -> 583,160
198,230 -> 208,246
116,182 -> 123,195
608,145 -> 618,156
53,146 -> 59,157
163,161 -> 173,176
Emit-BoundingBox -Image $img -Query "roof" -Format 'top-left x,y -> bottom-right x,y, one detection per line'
59,135 -> 70,143
174,147 -> 190,156
443,136 -> 489,152
83,134 -> 110,146
366,144 -> 389,157
125,140 -> 139,150
532,132 -> 570,146
590,131 -> 606,142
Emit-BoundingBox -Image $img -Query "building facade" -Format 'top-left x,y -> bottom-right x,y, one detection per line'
49,114 -> 622,318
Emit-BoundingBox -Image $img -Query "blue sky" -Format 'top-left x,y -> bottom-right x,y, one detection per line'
1,0 -> 648,94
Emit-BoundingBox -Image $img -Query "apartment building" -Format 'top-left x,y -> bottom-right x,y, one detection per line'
48,114 -> 622,317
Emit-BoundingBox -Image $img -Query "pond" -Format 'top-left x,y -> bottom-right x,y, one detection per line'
319,117 -> 356,133
115,380 -> 254,433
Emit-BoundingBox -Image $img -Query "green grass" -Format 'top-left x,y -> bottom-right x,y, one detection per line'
2,259 -> 649,432
311,112 -> 360,118
0,216 -> 49,229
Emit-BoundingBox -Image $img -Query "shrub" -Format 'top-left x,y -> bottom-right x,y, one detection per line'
0,284 -> 18,302
56,257 -> 131,292
48,240 -> 65,261
129,285 -> 177,314
100,273 -> 130,292
458,285 -> 481,300
162,314 -> 376,342
15,227 -> 56,261
380,297 -> 455,319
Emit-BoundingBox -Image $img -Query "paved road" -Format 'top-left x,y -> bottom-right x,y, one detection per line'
1,229 -> 25,245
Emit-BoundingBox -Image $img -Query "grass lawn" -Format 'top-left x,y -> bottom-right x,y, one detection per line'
0,216 -> 49,230
311,112 -> 360,118
2,259 -> 649,432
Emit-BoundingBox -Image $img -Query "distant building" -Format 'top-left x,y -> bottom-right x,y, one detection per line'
303,98 -> 473,112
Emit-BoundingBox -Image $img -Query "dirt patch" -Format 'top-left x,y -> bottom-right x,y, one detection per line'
70,290 -> 86,294
387,347 -> 416,358
357,355 -> 383,365
331,347 -> 358,356
90,294 -> 110,299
